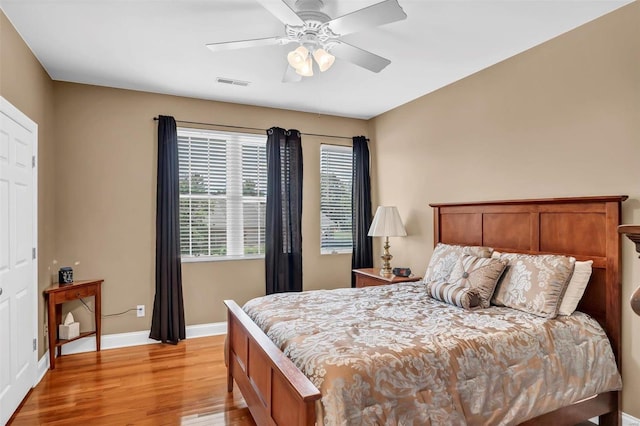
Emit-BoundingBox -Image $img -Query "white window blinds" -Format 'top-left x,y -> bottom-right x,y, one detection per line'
320,144 -> 353,254
178,128 -> 266,260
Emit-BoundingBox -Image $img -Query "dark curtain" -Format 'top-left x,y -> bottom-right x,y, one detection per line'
351,136 -> 373,287
265,127 -> 303,295
150,115 -> 186,344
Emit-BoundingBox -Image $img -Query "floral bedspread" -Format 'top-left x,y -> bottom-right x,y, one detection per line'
243,283 -> 621,425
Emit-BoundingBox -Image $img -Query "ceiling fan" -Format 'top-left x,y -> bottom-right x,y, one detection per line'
206,0 -> 407,82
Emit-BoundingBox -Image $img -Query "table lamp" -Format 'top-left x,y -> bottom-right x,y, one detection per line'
367,206 -> 407,276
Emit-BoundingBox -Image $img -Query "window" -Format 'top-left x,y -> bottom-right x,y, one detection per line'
178,128 -> 267,260
320,144 -> 353,254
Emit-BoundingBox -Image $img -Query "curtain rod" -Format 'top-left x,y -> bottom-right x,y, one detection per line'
152,117 -> 365,141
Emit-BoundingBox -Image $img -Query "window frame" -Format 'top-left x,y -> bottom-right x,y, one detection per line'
320,143 -> 354,255
177,127 -> 267,262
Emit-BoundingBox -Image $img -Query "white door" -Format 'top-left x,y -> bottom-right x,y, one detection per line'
0,97 -> 37,425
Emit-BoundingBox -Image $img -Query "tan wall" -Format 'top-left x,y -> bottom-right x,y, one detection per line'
1,11 -> 56,359
52,82 -> 367,334
370,2 -> 640,416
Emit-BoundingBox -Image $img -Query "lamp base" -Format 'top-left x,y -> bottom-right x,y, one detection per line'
379,268 -> 393,278
379,237 -> 393,277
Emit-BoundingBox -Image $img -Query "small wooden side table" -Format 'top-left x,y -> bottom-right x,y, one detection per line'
43,279 -> 104,369
353,268 -> 422,288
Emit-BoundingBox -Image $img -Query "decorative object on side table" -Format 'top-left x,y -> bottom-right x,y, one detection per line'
367,206 -> 407,277
58,267 -> 74,285
58,312 -> 80,340
392,267 -> 412,277
617,225 -> 640,316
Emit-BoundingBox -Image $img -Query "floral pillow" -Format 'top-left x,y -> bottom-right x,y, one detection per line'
492,253 -> 575,318
427,281 -> 481,309
423,243 -> 493,285
448,255 -> 507,308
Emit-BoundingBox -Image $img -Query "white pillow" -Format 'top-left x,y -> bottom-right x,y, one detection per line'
558,260 -> 593,316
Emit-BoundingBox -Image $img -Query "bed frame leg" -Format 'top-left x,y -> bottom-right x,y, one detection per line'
227,372 -> 233,393
599,410 -> 621,426
225,314 -> 234,393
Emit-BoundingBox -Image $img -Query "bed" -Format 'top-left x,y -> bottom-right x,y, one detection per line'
224,195 -> 626,425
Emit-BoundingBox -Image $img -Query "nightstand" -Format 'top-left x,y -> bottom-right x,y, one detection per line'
43,279 -> 104,369
353,268 -> 422,288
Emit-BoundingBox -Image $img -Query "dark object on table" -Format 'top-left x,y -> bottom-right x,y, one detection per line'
392,267 -> 412,277
58,267 -> 73,285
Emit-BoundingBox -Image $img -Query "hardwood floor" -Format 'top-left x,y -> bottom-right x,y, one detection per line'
9,336 -> 606,425
9,335 -> 256,425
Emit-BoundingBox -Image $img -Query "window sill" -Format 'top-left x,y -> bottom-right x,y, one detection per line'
181,254 -> 264,263
320,250 -> 352,256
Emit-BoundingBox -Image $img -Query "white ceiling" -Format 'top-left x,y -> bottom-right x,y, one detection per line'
0,0 -> 632,120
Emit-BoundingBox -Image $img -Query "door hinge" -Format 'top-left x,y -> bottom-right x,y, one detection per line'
32,156 -> 36,168
33,338 -> 37,351
32,247 -> 36,259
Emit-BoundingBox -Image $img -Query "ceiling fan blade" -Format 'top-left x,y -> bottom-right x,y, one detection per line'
327,0 -> 407,36
330,42 -> 391,73
283,65 -> 303,83
255,0 -> 305,26
206,37 -> 285,52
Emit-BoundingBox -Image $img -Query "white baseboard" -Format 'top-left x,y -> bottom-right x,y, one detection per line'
185,322 -> 227,338
57,321 -> 226,356
590,412 -> 639,426
36,353 -> 49,384
623,412 -> 640,426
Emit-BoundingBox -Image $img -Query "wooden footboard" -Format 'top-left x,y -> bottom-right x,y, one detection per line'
224,300 -> 320,426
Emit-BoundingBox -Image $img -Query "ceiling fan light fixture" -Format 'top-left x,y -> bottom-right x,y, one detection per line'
287,45 -> 309,70
295,55 -> 314,77
313,48 -> 335,72
207,0 -> 408,82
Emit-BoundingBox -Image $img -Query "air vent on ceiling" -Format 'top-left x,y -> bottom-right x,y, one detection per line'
216,77 -> 250,87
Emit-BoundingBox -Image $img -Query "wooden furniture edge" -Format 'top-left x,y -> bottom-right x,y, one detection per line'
352,268 -> 421,283
617,225 -> 640,316
519,392 -> 619,426
429,195 -> 628,208
42,278 -> 104,294
225,299 -> 320,425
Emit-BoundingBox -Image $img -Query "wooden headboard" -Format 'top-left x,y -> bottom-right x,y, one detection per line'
430,195 -> 627,368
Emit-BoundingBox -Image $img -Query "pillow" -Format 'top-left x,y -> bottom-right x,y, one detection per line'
449,255 -> 508,308
427,281 -> 481,309
558,260 -> 593,316
492,253 -> 575,318
424,243 -> 493,285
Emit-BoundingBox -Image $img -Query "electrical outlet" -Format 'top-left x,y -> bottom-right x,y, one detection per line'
44,323 -> 48,338
137,305 -> 145,318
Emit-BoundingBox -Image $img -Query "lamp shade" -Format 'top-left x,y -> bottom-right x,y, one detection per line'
295,54 -> 314,77
367,206 -> 407,237
287,45 -> 309,70
313,48 -> 335,72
